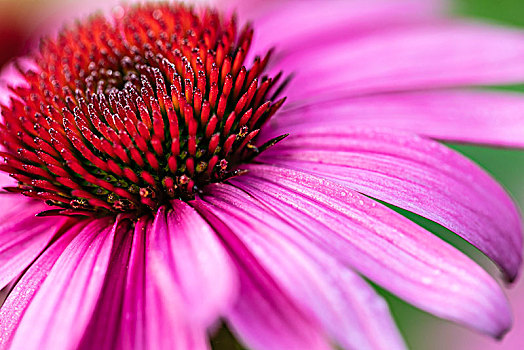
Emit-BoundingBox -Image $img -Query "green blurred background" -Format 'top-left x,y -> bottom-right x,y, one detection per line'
456,0 -> 524,27
1,0 -> 524,349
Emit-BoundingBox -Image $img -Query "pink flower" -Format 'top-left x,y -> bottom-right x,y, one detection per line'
0,1 -> 523,349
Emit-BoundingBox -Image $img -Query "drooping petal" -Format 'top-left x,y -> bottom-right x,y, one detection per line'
193,201 -> 331,350
148,202 -> 237,327
276,23 -> 524,103
262,90 -> 524,148
229,166 -> 511,337
195,190 -> 405,350
77,220 -> 134,350
8,217 -> 117,350
0,200 -> 65,289
0,220 -> 87,350
259,128 -> 522,281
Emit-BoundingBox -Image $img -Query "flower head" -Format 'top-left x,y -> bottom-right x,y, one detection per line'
1,3 -> 285,215
0,1 -> 523,350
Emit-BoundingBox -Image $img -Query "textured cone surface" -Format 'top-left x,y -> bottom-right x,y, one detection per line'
0,3 -> 286,216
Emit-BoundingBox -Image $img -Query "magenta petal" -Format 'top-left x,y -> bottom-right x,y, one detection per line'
0,201 -> 65,289
193,200 -> 331,350
238,0 -> 441,60
148,202 -> 237,327
196,189 -> 405,350
0,173 -> 15,187
277,23 -> 524,102
227,166 -> 512,337
0,59 -> 36,108
264,90 -> 524,148
140,215 -> 209,350
145,253 -> 211,350
117,212 -> 215,350
0,220 -> 87,350
118,217 -> 148,350
260,128 -> 523,281
8,217 -> 116,350
77,221 -> 134,350
225,269 -> 330,350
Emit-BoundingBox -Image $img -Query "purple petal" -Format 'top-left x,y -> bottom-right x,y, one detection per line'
263,90 -> 524,148
230,165 -> 511,337
145,256 -> 211,350
236,0 -> 441,61
118,214 -> 211,350
195,189 -> 405,350
145,215 -> 210,350
259,128 -> 522,281
0,172 -> 15,187
276,23 -> 524,102
0,59 -> 36,108
435,277 -> 524,350
0,220 -> 87,349
118,218 -> 148,350
148,202 -> 237,326
0,200 -> 65,289
8,217 -> 116,350
77,221 -> 134,350
193,200 -> 331,350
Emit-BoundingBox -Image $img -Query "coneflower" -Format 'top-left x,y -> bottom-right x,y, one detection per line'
0,1 -> 523,350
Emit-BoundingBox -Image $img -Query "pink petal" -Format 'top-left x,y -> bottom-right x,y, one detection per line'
0,172 -> 15,187
118,217 -> 148,350
8,217 -> 116,350
260,128 -> 522,281
148,202 -> 237,326
263,90 -> 524,148
0,59 -> 36,108
118,214 -> 211,350
145,215 -> 210,350
238,0 -> 441,61
146,259 -> 211,350
435,277 -> 524,350
0,201 -> 65,289
193,201 -> 330,350
77,221 -> 134,350
0,220 -> 87,350
276,23 -> 524,102
196,188 -> 405,350
230,165 -> 511,337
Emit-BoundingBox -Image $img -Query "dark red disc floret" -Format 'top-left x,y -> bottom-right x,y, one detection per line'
0,3 -> 287,216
